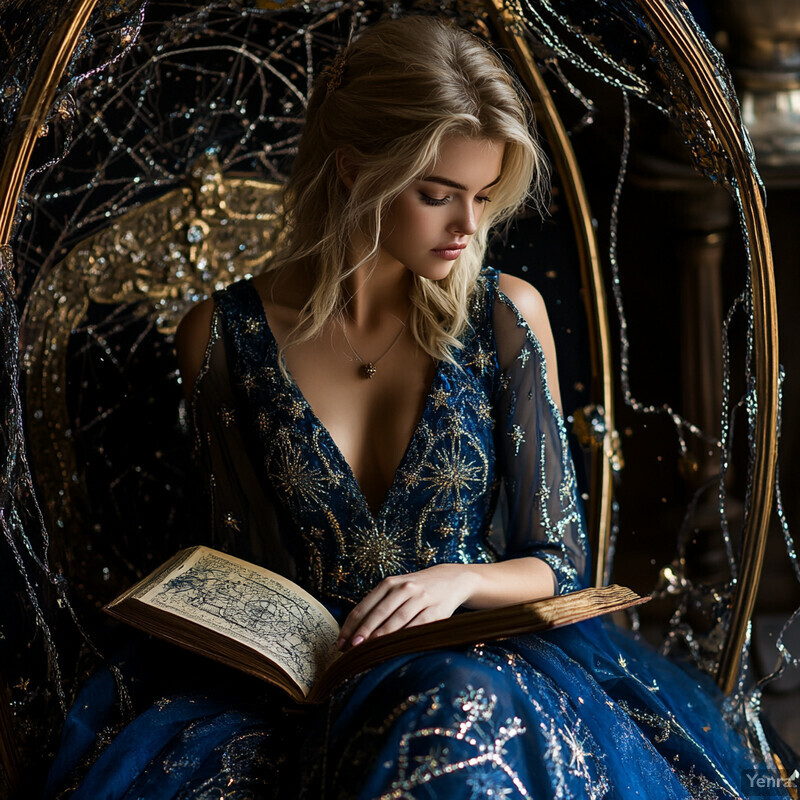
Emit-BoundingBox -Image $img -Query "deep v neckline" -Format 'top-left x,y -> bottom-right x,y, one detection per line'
246,281 -> 445,522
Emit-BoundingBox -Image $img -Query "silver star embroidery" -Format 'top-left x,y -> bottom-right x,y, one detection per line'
561,725 -> 592,776
509,424 -> 526,455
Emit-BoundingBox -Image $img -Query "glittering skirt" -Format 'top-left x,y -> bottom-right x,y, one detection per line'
46,618 -> 777,800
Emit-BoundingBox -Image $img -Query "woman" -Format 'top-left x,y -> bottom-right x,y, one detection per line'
47,15 -> 783,800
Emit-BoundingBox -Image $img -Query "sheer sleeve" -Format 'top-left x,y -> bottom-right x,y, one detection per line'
188,304 -> 298,580
492,289 -> 591,595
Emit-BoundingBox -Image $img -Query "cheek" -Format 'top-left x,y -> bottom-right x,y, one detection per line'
386,200 -> 427,240
398,196 -> 425,227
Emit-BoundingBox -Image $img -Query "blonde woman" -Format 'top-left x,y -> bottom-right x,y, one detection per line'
47,15 -> 786,800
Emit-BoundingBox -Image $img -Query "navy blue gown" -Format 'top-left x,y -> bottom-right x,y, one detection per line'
47,267 -> 779,799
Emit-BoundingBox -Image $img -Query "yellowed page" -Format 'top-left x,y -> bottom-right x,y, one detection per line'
136,547 -> 340,696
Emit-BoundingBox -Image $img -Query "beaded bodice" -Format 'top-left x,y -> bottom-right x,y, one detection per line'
195,267 -> 589,621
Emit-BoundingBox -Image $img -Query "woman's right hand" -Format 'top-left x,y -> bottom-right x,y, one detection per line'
336,564 -> 478,650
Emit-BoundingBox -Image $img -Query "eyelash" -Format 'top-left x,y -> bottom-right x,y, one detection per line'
420,193 -> 491,207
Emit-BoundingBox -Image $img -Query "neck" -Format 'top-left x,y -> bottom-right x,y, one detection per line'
342,243 -> 412,329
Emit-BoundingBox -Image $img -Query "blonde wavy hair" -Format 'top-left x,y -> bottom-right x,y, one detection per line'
268,14 -> 548,367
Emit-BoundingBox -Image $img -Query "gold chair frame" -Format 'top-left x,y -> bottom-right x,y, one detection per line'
0,0 -> 779,790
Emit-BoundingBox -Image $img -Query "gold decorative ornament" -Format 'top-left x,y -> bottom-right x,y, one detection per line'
326,53 -> 347,93
20,153 -> 285,571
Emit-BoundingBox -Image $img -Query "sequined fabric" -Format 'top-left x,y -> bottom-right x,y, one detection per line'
45,268 -> 781,799
203,268 -> 587,616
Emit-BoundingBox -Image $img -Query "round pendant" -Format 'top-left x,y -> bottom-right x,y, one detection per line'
361,362 -> 377,379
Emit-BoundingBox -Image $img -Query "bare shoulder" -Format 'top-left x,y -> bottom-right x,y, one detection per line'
497,272 -> 550,336
496,272 -> 563,411
175,297 -> 215,400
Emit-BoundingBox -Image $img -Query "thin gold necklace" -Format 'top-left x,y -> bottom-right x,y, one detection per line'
341,310 -> 410,379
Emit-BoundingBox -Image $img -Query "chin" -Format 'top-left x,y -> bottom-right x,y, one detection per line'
413,261 -> 455,282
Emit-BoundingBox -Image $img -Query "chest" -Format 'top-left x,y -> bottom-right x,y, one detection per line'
268,318 -> 436,512
251,353 -> 497,524
222,280 -> 499,519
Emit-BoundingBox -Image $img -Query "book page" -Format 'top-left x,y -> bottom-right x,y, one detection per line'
137,548 -> 340,696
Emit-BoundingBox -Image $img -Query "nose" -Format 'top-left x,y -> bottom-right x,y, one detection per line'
450,201 -> 479,236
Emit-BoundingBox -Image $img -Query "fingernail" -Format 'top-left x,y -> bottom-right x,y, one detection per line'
352,635 -> 364,646
336,637 -> 345,650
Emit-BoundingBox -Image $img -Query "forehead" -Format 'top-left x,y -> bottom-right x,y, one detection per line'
424,137 -> 505,184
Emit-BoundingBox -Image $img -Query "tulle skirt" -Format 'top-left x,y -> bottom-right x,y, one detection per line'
46,617 -> 780,799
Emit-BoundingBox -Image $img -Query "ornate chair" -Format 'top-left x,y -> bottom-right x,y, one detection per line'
0,0 -> 785,795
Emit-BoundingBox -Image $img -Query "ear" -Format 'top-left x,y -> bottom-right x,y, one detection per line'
336,149 -> 359,190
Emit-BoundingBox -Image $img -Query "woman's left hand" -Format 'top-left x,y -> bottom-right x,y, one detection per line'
336,564 -> 479,650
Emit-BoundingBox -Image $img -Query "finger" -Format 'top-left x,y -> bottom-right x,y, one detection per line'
404,605 -> 445,629
337,578 -> 405,647
352,583 -> 445,643
347,584 -> 419,646
368,596 -> 433,639
338,582 -> 392,646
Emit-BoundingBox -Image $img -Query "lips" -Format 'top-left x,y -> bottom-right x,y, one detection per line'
431,243 -> 466,260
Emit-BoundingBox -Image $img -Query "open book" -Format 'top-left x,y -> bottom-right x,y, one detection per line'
105,546 -> 649,704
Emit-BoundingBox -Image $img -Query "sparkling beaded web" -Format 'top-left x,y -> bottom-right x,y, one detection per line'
0,0 -> 797,771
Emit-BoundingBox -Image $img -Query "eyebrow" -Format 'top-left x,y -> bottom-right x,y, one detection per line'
420,174 -> 502,192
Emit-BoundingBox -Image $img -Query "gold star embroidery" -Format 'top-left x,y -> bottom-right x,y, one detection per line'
418,544 -> 438,565
347,521 -> 408,585
467,345 -> 493,375
224,512 -> 241,532
330,562 -> 347,586
421,438 -> 484,512
401,467 -> 422,490
475,400 -> 493,423
240,372 -> 257,393
244,317 -> 263,335
287,398 -> 305,420
217,406 -> 236,427
430,386 -> 449,410
269,440 -> 327,507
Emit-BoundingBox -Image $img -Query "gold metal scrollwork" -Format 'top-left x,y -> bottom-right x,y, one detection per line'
636,0 -> 779,698
21,153 -> 285,553
0,245 -> 15,300
484,0 -> 617,590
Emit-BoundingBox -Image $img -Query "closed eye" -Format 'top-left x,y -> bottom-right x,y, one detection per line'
420,193 -> 450,206
420,193 -> 492,207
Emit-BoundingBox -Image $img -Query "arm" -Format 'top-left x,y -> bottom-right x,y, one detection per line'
174,298 -> 215,402
336,557 -> 556,648
497,273 -> 563,413
174,293 -> 298,573
337,276 -> 569,650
